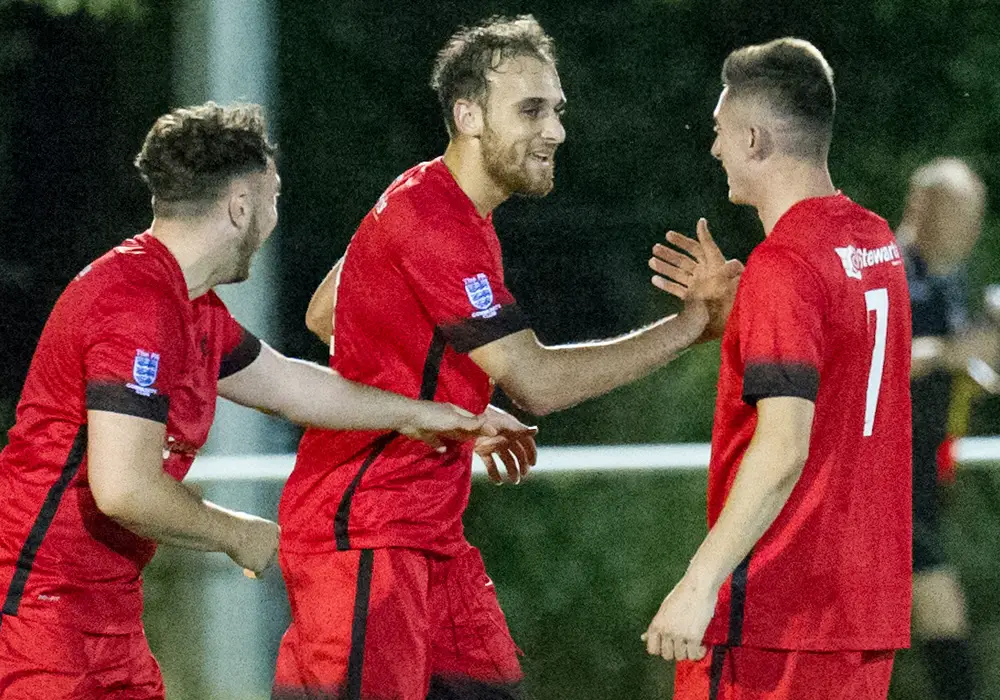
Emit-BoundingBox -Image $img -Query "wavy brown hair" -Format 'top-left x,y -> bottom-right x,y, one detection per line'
430,15 -> 556,139
134,102 -> 276,217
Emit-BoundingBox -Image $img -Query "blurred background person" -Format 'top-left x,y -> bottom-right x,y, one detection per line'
897,157 -> 997,700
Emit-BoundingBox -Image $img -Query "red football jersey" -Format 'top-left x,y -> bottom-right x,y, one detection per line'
702,194 -> 912,650
281,158 -> 529,557
0,232 -> 259,633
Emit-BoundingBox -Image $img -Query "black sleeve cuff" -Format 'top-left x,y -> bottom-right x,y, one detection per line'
440,304 -> 530,353
219,329 -> 262,379
743,362 -> 819,405
86,382 -> 170,423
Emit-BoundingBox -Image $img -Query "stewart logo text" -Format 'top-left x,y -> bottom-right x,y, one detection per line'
833,243 -> 901,280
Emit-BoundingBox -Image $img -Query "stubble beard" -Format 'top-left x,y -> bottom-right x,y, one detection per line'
481,123 -> 554,199
224,212 -> 261,285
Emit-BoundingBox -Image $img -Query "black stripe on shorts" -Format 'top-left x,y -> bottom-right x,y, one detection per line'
346,549 -> 375,700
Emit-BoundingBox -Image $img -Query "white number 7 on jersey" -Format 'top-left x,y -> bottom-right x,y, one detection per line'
863,288 -> 889,437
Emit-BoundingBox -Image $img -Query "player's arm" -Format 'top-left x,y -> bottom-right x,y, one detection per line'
470,308 -> 707,416
305,257 -> 343,345
217,340 -> 490,447
87,410 -> 278,574
644,396 -> 814,661
912,329 -> 1000,391
470,222 -> 736,415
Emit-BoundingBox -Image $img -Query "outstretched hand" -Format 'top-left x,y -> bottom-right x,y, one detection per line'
399,402 -> 496,451
476,405 -> 538,485
649,218 -> 743,340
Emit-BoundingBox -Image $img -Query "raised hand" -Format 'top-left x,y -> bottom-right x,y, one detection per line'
475,405 -> 538,485
650,218 -> 743,340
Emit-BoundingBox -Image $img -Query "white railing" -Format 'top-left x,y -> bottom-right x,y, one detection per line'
187,436 -> 1000,481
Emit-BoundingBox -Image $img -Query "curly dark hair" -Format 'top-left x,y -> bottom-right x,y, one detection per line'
722,38 -> 835,161
430,15 -> 556,138
134,102 -> 276,217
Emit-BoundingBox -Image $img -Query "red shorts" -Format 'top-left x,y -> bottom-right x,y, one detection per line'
0,614 -> 164,699
674,646 -> 895,700
273,546 -> 522,700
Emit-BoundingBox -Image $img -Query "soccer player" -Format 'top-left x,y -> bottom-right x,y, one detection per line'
273,15 -> 739,700
899,158 -> 994,700
0,102 -> 491,700
644,39 -> 913,699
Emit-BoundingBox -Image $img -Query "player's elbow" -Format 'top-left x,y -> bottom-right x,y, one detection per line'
304,305 -> 331,342
500,383 -> 559,417
91,478 -> 144,522
773,444 -> 809,490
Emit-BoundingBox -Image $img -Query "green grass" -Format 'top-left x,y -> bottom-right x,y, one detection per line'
144,467 -> 1000,699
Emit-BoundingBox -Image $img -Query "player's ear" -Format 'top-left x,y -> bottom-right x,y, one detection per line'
453,99 -> 484,138
227,182 -> 251,229
748,125 -> 774,161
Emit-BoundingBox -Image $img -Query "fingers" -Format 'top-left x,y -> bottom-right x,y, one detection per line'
696,218 -> 721,256
643,630 -> 704,661
664,230 -> 702,260
644,628 -> 661,656
482,452 -> 503,485
497,447 -> 520,484
651,275 -> 689,299
522,433 -> 538,470
649,255 -> 693,286
722,258 -> 744,278
651,243 -> 697,274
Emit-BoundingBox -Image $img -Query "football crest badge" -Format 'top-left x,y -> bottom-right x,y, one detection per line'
464,273 -> 494,311
128,350 -> 160,396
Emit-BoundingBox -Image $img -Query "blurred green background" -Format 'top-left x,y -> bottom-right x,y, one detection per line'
3,0 -> 1000,698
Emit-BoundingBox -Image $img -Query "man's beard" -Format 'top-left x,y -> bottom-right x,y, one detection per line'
481,123 -> 554,198
223,212 -> 262,285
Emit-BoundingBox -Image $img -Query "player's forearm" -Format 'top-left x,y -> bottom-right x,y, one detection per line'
684,439 -> 807,593
505,305 -> 707,415
99,470 -> 251,555
273,357 -> 422,432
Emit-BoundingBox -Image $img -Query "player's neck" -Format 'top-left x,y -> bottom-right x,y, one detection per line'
149,218 -> 225,300
755,160 -> 836,235
443,140 -> 509,217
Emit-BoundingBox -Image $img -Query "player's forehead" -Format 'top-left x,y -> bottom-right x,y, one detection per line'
713,86 -> 731,123
486,54 -> 564,107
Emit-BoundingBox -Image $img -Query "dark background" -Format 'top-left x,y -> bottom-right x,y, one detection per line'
3,1 -> 1000,698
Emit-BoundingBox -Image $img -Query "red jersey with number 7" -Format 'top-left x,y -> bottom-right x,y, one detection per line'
703,194 -> 912,651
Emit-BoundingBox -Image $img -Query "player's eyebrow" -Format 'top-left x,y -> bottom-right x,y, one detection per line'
518,97 -> 567,112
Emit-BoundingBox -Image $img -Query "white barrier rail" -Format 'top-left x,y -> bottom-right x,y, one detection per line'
187,437 -> 1000,481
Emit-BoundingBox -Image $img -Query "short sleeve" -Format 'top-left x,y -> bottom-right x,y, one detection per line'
83,285 -> 181,423
394,216 -> 529,353
739,245 -> 827,404
205,291 -> 262,379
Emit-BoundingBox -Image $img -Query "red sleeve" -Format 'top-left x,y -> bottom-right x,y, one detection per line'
739,244 -> 827,404
83,283 -> 182,423
205,291 -> 262,379
394,215 -> 529,353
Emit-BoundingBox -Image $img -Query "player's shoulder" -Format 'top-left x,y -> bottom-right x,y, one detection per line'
369,159 -> 482,242
759,194 -> 894,271
74,235 -> 187,317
